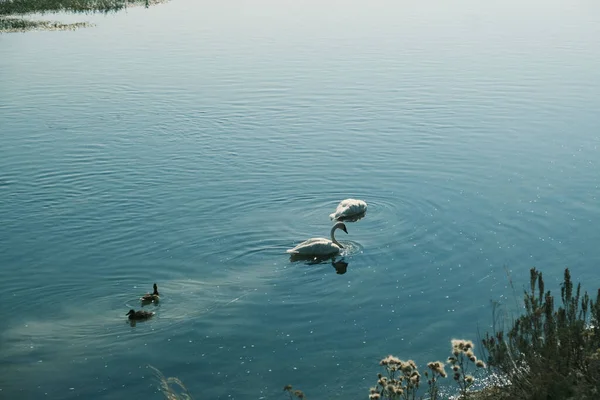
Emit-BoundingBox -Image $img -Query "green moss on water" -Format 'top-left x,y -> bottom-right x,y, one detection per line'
0,0 -> 166,32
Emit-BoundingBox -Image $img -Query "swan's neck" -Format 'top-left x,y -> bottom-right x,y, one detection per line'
330,225 -> 343,248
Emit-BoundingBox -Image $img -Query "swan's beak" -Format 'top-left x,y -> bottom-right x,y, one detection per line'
343,227 -> 348,234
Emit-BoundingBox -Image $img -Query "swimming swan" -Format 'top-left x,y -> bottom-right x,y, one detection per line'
329,198 -> 367,221
286,222 -> 348,256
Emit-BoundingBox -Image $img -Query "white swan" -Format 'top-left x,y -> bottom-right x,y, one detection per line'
329,198 -> 367,221
286,222 -> 348,256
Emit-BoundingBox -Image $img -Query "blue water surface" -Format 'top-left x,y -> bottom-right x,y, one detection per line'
1,0 -> 600,398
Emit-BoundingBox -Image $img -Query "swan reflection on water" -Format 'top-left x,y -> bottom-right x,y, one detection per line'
288,253 -> 350,274
331,259 -> 349,274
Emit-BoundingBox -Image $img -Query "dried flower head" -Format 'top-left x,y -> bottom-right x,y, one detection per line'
400,362 -> 412,373
380,355 -> 402,366
410,371 -> 421,385
453,365 -> 460,372
369,394 -> 381,400
451,339 -> 465,351
427,361 -> 447,377
451,338 -> 475,354
283,385 -> 293,392
476,360 -> 486,368
465,375 -> 474,384
369,387 -> 378,394
293,390 -> 305,399
465,349 -> 477,362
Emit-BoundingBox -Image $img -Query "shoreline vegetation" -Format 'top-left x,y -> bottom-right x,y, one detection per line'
0,0 -> 166,32
151,268 -> 599,399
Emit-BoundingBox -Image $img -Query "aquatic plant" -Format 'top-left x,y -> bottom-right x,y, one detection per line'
0,0 -> 166,32
0,0 -> 162,15
481,268 -> 600,399
149,365 -> 194,400
0,16 -> 89,31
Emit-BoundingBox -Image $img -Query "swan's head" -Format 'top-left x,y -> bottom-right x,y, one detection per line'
336,222 -> 348,234
126,309 -> 135,316
153,283 -> 159,294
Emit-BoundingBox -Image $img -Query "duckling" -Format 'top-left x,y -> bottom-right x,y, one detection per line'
140,283 -> 159,303
126,309 -> 155,320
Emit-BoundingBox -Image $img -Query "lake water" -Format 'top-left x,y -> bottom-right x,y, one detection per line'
1,0 -> 600,398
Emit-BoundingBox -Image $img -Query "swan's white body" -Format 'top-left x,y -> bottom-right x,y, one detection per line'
287,222 -> 348,256
329,198 -> 367,221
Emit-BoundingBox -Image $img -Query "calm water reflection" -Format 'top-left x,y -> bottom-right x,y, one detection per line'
1,0 -> 600,398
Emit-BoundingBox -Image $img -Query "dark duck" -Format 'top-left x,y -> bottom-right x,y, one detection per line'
126,309 -> 155,320
140,283 -> 160,303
